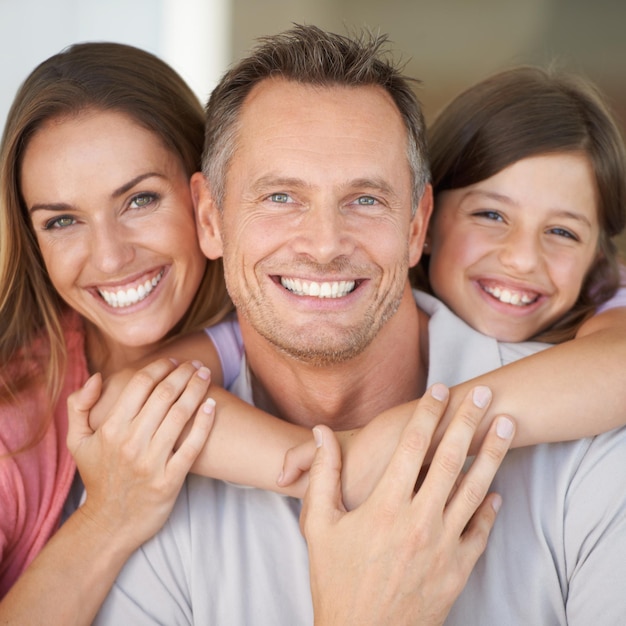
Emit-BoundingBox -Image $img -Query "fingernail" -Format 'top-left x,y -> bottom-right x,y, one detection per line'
496,416 -> 514,439
473,385 -> 492,408
84,373 -> 99,389
491,494 -> 503,513
196,366 -> 211,381
313,426 -> 323,448
191,360 -> 204,369
276,470 -> 284,485
203,397 -> 216,414
169,357 -> 179,366
430,383 -> 449,402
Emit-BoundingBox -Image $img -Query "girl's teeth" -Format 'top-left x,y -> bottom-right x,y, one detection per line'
483,284 -> 536,307
99,271 -> 163,308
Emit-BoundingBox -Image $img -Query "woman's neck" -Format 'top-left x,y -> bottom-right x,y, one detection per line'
84,321 -> 162,378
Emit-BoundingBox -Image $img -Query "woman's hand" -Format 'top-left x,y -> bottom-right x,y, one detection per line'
300,384 -> 514,626
66,358 -> 216,551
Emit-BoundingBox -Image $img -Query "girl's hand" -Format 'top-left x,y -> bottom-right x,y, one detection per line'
278,438 -> 317,488
66,358 -> 215,552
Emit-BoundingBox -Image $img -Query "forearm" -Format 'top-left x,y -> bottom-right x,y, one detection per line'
0,508 -> 135,625
341,324 -> 626,509
190,385 -> 313,497
443,324 -> 626,452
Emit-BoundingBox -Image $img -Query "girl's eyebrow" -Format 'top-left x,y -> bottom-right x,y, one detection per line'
28,172 -> 164,214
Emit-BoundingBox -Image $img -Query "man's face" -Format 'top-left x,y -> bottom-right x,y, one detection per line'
197,78 -> 429,365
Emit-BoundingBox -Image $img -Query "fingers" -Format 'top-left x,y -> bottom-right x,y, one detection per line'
69,371 -> 103,413
278,438 -> 317,487
371,383 -> 450,506
103,357 -> 185,426
458,492 -> 502,567
138,361 -> 212,445
67,373 -> 103,448
417,386 -> 494,514
300,425 -> 345,536
444,414 -> 514,534
167,397 -> 216,477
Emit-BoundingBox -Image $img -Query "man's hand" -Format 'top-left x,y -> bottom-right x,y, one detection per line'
300,383 -> 514,626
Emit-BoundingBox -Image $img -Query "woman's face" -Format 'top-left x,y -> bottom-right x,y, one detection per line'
427,152 -> 601,342
21,109 -> 206,356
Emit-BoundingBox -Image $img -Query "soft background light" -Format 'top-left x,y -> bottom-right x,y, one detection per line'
2,0 -> 624,254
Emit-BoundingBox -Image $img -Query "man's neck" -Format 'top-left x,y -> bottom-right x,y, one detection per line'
241,286 -> 429,430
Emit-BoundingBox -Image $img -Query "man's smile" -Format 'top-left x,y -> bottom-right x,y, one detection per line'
280,277 -> 357,298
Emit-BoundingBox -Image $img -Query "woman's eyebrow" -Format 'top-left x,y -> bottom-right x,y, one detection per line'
112,172 -> 163,198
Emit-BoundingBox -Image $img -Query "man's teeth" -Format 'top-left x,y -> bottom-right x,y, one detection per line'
281,277 -> 356,298
483,284 -> 536,306
99,271 -> 163,308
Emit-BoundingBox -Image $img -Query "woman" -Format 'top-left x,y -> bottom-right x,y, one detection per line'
0,41 -> 232,621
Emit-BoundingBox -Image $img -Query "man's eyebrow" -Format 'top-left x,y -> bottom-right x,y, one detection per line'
348,177 -> 395,195
250,175 -> 395,194
28,172 -> 164,214
250,175 -> 314,193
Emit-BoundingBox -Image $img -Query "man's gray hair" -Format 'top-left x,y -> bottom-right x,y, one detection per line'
202,23 -> 430,212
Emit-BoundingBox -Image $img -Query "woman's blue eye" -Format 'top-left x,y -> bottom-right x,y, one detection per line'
44,215 -> 75,230
130,193 -> 157,208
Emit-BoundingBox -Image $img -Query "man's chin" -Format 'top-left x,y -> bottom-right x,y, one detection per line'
264,329 -> 372,366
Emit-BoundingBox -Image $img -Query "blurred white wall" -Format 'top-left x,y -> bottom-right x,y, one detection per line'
0,0 -> 231,127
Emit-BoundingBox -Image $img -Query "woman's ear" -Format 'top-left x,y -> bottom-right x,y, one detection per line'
191,172 -> 224,260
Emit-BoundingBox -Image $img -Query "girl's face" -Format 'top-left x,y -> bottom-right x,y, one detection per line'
427,153 -> 600,342
21,109 -> 206,360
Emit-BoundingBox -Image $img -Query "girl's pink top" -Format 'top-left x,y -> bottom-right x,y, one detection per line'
0,312 -> 88,598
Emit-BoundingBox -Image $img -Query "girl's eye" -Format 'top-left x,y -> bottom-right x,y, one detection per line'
548,227 -> 579,241
44,215 -> 76,230
130,193 -> 157,209
268,193 -> 292,203
474,210 -> 503,222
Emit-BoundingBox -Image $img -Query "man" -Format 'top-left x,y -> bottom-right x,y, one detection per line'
95,25 -> 626,625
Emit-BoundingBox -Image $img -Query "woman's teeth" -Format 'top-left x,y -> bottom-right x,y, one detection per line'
98,271 -> 163,308
281,277 -> 356,298
483,284 -> 536,306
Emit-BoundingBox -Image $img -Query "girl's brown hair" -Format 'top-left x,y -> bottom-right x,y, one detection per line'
411,66 -> 626,342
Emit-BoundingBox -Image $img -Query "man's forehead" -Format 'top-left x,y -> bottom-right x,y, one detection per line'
240,77 -> 403,125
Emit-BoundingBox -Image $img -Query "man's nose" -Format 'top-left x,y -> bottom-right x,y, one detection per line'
291,202 -> 355,264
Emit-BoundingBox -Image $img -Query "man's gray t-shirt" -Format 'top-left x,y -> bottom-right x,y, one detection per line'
94,292 -> 626,625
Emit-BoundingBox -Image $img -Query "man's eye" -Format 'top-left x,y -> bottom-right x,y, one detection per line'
356,196 -> 377,206
269,193 -> 291,203
44,215 -> 75,230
